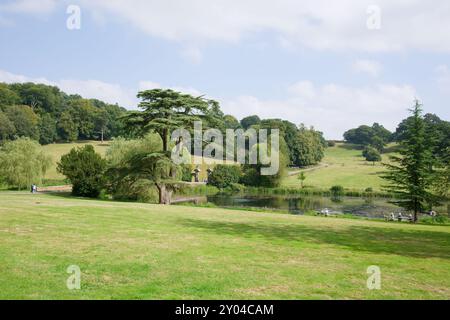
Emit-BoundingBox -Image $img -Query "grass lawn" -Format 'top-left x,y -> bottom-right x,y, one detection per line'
283,143 -> 394,191
0,192 -> 449,299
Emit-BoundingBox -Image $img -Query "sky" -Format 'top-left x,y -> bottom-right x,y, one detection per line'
0,0 -> 449,139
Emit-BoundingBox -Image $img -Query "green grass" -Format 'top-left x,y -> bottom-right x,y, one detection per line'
0,192 -> 449,299
41,141 -> 110,180
283,143 -> 394,191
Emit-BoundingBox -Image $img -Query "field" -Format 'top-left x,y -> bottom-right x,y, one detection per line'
283,143 -> 394,191
0,192 -> 449,299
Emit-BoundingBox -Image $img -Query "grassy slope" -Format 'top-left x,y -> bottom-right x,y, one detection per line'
0,192 -> 449,299
42,141 -> 110,180
283,143 -> 393,191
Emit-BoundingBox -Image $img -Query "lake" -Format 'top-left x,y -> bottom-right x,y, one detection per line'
175,194 -> 449,219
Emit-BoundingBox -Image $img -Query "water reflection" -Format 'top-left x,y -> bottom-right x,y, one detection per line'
190,194 -> 449,219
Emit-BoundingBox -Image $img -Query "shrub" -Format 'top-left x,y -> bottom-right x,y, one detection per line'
330,185 -> 345,197
181,164 -> 193,182
207,165 -> 242,189
111,179 -> 159,203
362,146 -> 381,163
57,145 -> 106,198
327,140 -> 336,147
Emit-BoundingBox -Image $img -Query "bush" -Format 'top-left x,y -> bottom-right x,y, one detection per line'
330,185 -> 345,197
181,164 -> 193,182
57,145 -> 106,198
111,179 -> 159,203
207,165 -> 242,189
327,140 -> 336,147
362,146 -> 381,163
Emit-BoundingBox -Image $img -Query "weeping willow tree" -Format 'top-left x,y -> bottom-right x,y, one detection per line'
0,137 -> 51,190
107,152 -> 181,204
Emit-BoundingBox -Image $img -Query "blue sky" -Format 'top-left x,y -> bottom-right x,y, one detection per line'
0,0 -> 449,139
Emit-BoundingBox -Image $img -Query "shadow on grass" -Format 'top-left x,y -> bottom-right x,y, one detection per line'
178,218 -> 450,259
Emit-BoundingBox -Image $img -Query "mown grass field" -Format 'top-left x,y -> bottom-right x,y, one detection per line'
283,143 -> 394,191
0,192 -> 449,299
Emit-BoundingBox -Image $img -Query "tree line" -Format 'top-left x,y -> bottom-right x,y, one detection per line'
0,82 -> 126,144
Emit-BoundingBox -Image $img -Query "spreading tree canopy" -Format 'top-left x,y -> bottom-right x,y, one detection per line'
123,89 -> 222,152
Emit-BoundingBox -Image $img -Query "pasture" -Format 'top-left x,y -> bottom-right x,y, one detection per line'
0,193 -> 448,299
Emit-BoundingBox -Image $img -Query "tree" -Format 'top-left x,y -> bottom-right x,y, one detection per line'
0,138 -> 51,189
123,89 -> 220,152
224,115 -> 241,129
10,82 -> 62,114
240,115 -> 261,130
240,137 -> 289,188
5,105 -> 40,140
38,114 -> 57,145
107,152 -> 180,204
58,110 -> 78,142
372,123 -> 392,143
298,172 -> 306,188
259,119 -> 301,166
363,146 -> 381,165
207,165 -> 242,189
291,125 -> 325,167
0,111 -> 15,141
0,84 -> 20,106
344,123 -> 392,149
57,145 -> 106,197
382,101 -> 435,222
94,109 -> 109,143
344,125 -> 373,145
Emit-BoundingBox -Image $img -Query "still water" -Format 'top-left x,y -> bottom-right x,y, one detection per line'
177,194 -> 449,219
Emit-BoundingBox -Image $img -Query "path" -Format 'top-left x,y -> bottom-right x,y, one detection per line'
288,163 -> 329,176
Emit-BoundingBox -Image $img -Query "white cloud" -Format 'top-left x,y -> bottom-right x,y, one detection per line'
58,79 -> 136,107
222,82 -> 417,139
352,59 -> 382,77
180,47 -> 203,64
0,69 -> 136,107
0,69 -> 53,85
0,0 -> 58,15
77,0 -> 450,52
0,69 -> 205,108
435,65 -> 450,95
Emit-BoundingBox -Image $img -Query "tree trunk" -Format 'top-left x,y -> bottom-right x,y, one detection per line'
162,128 -> 168,152
157,183 -> 172,204
101,128 -> 104,144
